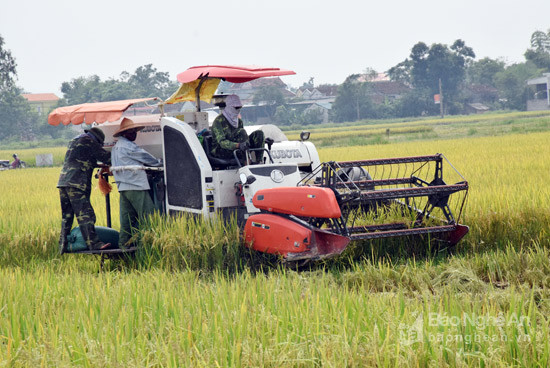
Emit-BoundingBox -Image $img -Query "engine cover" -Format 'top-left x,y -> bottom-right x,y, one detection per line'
244,213 -> 312,255
252,186 -> 341,218
244,213 -> 351,260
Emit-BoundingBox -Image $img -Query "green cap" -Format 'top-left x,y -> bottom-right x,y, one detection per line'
85,127 -> 105,144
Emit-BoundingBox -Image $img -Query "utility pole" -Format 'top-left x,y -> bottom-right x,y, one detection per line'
439,78 -> 444,118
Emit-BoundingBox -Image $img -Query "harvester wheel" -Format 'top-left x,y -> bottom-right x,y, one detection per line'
283,259 -> 313,271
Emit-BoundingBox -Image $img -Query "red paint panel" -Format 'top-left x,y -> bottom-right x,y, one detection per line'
244,214 -> 312,256
311,229 -> 351,257
177,65 -> 295,84
252,187 -> 341,218
448,224 -> 469,245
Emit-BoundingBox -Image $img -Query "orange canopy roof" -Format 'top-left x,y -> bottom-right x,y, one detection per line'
48,98 -> 158,126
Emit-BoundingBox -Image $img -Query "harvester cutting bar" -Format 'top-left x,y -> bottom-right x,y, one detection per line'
339,183 -> 468,202
347,221 -> 423,233
335,154 -> 443,168
349,225 -> 458,241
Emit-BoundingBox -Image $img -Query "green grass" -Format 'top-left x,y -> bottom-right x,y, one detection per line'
1,245 -> 549,366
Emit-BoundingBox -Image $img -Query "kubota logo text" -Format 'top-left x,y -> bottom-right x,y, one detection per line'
271,149 -> 302,159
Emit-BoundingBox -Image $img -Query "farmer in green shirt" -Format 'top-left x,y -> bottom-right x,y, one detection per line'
211,95 -> 265,164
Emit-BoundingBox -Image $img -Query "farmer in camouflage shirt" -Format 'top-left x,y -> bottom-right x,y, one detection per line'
211,95 -> 265,164
57,127 -> 111,254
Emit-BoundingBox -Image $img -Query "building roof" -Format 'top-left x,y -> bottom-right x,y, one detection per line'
22,93 -> 59,102
371,81 -> 410,95
467,103 -> 490,111
289,98 -> 335,108
527,73 -> 550,86
315,84 -> 338,97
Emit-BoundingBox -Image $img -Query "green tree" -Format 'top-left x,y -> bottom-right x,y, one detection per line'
0,34 -> 40,141
392,90 -> 437,118
60,64 -> 178,105
122,64 -> 177,98
300,77 -> 315,90
467,57 -> 505,86
61,75 -> 133,105
494,61 -> 539,110
0,35 -> 17,90
273,105 -> 324,126
388,40 -> 475,116
387,59 -> 413,86
524,29 -> 550,71
252,86 -> 286,119
273,105 -> 300,126
0,87 -> 40,140
331,74 -> 373,122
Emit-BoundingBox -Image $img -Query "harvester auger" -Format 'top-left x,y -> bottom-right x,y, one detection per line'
244,154 -> 469,261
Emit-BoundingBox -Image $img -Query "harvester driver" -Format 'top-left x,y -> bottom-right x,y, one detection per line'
57,127 -> 112,254
211,94 -> 265,164
111,118 -> 163,249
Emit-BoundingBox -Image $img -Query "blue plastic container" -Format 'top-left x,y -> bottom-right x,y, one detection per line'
66,226 -> 120,252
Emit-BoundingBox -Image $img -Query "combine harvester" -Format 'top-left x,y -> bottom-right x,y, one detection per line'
49,65 -> 469,262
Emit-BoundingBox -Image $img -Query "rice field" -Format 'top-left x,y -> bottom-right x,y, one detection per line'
285,110 -> 550,147
1,111 -> 549,366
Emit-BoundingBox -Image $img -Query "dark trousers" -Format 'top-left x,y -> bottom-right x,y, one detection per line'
59,187 -> 102,250
119,190 -> 156,248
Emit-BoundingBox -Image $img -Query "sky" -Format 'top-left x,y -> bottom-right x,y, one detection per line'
1,0 -> 549,96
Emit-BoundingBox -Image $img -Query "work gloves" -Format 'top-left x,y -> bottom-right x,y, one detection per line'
264,137 -> 274,150
238,141 -> 250,151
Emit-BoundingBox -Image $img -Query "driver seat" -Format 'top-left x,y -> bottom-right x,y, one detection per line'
201,131 -> 240,169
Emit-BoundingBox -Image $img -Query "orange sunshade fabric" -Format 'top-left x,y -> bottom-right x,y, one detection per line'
48,98 -> 158,126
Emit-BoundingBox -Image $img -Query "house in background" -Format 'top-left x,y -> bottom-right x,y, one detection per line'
216,77 -> 296,124
369,81 -> 410,104
526,73 -> 550,111
217,77 -> 295,105
465,103 -> 490,114
291,86 -> 335,124
352,73 -> 410,104
283,99 -> 333,124
295,88 -> 326,100
21,93 -> 59,116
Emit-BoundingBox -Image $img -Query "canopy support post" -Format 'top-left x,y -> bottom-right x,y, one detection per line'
103,173 -> 112,228
195,76 -> 207,112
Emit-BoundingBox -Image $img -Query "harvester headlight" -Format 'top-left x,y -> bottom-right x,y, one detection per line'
240,173 -> 257,185
270,169 -> 284,183
300,131 -> 310,141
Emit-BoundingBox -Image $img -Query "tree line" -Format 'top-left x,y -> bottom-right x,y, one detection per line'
1,29 -> 550,141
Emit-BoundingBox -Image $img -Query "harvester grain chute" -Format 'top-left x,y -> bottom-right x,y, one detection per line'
48,64 -> 469,263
